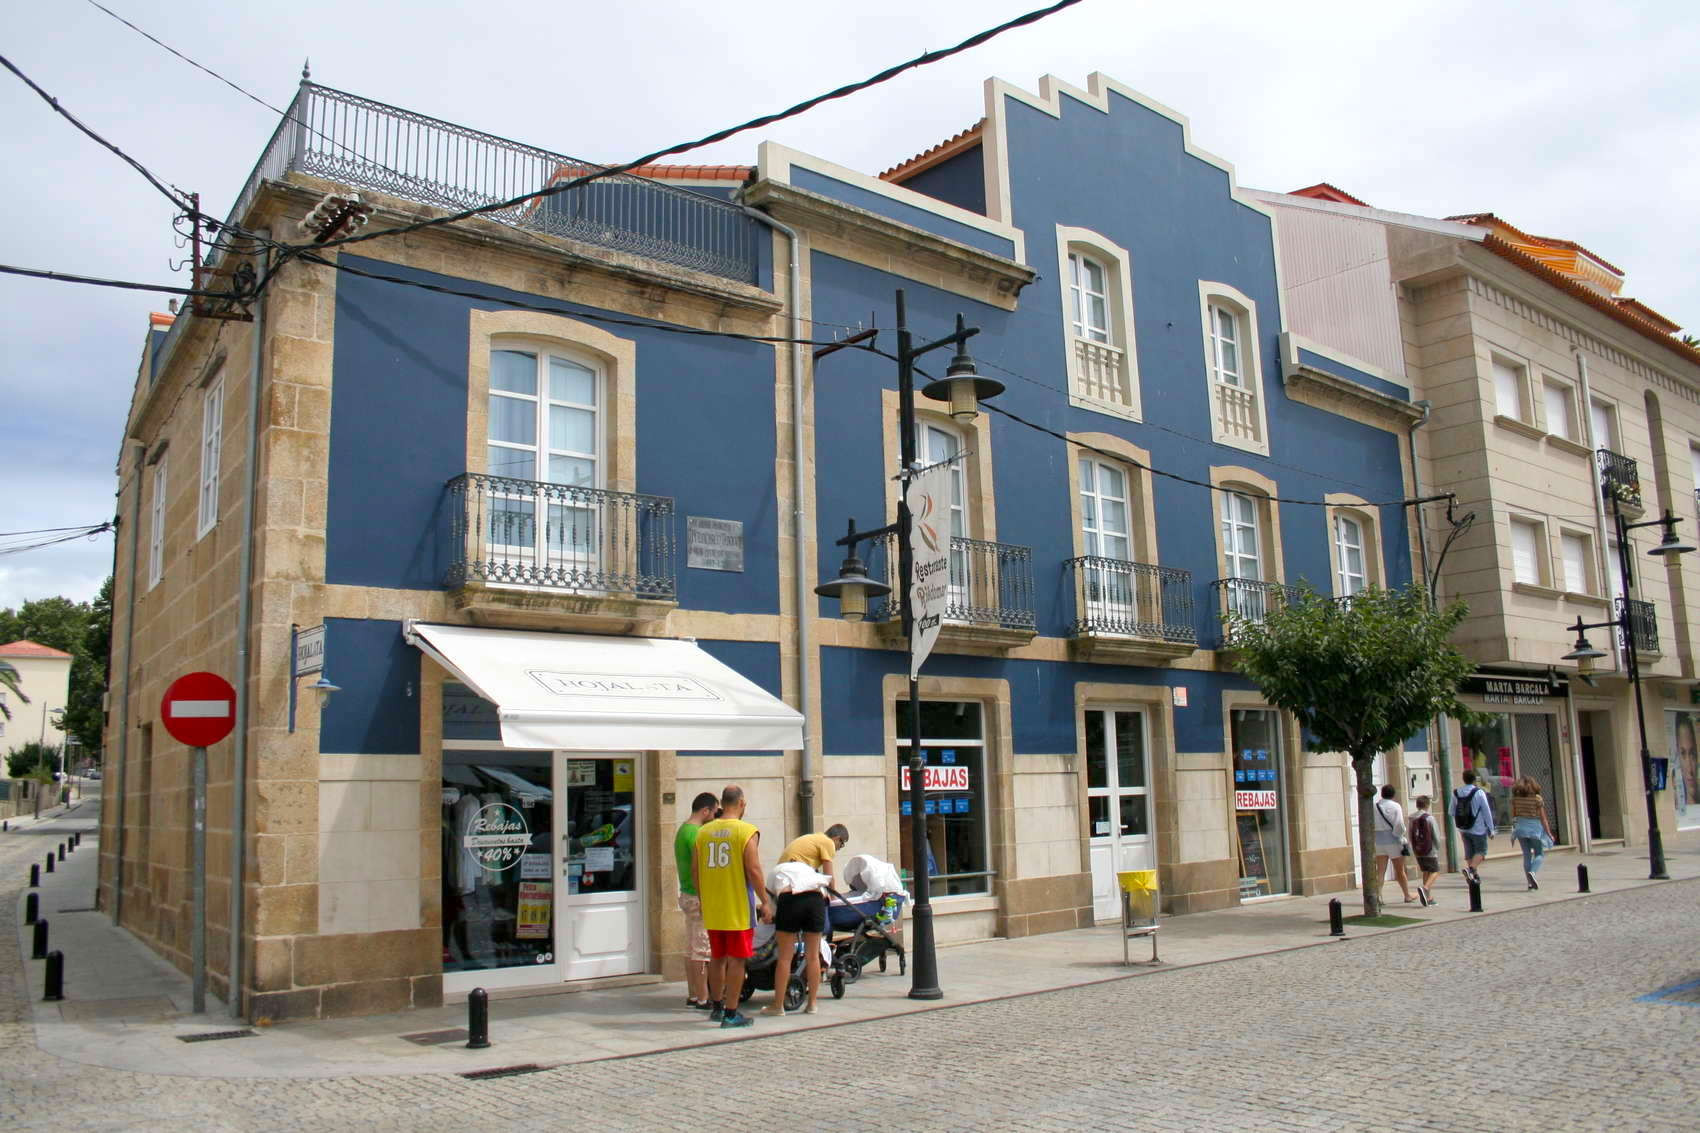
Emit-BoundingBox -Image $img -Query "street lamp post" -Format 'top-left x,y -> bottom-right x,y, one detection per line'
1561,499 -> 1694,881
814,289 -> 998,1001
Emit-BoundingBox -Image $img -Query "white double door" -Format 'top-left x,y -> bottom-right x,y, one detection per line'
1086,710 -> 1156,922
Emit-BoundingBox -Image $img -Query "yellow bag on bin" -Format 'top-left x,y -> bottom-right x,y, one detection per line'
1117,869 -> 1158,925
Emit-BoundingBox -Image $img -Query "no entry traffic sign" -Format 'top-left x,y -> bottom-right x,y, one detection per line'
160,672 -> 237,748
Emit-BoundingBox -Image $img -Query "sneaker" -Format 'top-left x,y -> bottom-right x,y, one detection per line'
719,1011 -> 753,1029
708,1002 -> 725,1023
803,1003 -> 818,1015
688,998 -> 712,1011
759,1003 -> 786,1017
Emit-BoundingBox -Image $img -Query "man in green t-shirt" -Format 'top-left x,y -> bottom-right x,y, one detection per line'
674,792 -> 720,1009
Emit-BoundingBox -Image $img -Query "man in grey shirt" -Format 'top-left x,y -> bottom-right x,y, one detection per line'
1452,769 -> 1495,883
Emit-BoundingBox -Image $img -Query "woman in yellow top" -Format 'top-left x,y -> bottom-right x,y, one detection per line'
691,785 -> 770,1028
1510,777 -> 1556,890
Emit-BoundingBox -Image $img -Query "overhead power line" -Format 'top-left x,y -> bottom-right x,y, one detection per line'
0,50 -> 191,212
300,0 -> 1085,255
0,262 -> 238,299
0,523 -> 113,556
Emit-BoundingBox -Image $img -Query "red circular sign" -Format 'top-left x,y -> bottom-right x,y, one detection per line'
160,671 -> 238,747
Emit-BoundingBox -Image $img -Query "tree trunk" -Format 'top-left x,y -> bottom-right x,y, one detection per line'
1352,753 -> 1382,917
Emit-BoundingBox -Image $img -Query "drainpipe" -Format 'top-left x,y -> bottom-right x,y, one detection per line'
739,203 -> 815,835
1407,400 -> 1458,872
229,233 -> 273,1018
111,437 -> 146,925
1573,347 -> 1614,853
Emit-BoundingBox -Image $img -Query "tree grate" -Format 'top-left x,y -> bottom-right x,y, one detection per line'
460,1063 -> 548,1081
178,1029 -> 257,1043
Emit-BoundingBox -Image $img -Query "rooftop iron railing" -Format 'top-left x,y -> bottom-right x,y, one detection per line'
446,473 -> 675,599
1597,448 -> 1642,511
1211,577 -> 1304,646
1064,557 -> 1195,644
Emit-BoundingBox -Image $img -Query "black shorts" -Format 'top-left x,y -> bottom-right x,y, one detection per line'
773,891 -> 826,934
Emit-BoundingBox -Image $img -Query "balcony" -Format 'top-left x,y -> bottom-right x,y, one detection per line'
1214,381 -> 1263,446
1064,558 -> 1196,664
1597,448 -> 1643,514
445,473 -> 676,630
867,532 -> 1037,652
1617,596 -> 1659,656
1211,578 -> 1304,648
1072,339 -> 1132,408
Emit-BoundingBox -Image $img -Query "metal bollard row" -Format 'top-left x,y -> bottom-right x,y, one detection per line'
25,892 -> 39,925
43,951 -> 64,1002
31,917 -> 49,960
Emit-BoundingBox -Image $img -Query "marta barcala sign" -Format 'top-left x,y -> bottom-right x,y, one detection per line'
908,458 -> 954,678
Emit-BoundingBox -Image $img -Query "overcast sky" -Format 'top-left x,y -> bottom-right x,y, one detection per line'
1,0 -> 1695,611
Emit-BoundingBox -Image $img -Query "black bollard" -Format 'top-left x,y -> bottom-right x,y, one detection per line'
1327,897 -> 1345,937
43,951 -> 64,1001
66,837 -> 74,854
1578,864 -> 1590,893
31,918 -> 49,960
466,987 -> 491,1049
1467,876 -> 1483,913
45,853 -> 53,874
25,892 -> 38,925
73,833 -> 81,847
3,819 -> 8,831
29,863 -> 39,888
57,843 -> 65,862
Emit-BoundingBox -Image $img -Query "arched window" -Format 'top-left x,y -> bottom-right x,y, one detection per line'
1199,283 -> 1268,454
1334,514 -> 1366,596
1057,226 -> 1140,418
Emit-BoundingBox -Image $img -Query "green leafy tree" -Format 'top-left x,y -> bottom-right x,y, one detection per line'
0,661 -> 26,721
6,741 -> 60,780
1230,584 -> 1481,916
64,578 -> 113,758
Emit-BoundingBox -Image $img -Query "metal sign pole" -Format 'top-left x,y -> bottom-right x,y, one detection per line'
192,744 -> 207,1014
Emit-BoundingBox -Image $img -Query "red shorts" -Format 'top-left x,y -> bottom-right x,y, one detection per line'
707,928 -> 754,960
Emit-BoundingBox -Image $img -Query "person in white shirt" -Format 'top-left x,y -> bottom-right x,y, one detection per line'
1371,784 -> 1415,904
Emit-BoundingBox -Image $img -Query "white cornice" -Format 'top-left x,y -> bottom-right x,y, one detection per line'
1246,189 -> 1489,242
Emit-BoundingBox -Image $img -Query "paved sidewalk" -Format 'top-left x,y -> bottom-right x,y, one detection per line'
13,811 -> 1700,1081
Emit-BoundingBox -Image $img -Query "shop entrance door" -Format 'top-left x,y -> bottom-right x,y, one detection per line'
556,753 -> 645,980
1085,709 -> 1154,922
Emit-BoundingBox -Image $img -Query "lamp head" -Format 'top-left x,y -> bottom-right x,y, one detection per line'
920,316 -> 1002,423
1647,510 -> 1696,557
309,675 -> 342,696
813,551 -> 891,623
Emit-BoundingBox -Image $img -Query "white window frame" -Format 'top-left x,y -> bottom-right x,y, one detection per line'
1559,529 -> 1596,596
1590,397 -> 1619,452
1198,282 -> 1268,456
1056,226 -> 1141,421
1509,516 -> 1549,588
1541,375 -> 1577,442
148,461 -> 167,590
917,419 -> 971,612
196,375 -> 224,539
1491,354 -> 1532,423
1334,513 -> 1367,597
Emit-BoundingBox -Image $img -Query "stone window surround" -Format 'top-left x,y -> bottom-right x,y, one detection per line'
1508,512 -> 1554,590
1324,492 -> 1383,597
1064,432 -> 1160,566
1071,680 -> 1177,886
878,391 -> 998,545
147,456 -> 168,590
1055,224 -> 1142,421
196,370 -> 225,540
466,309 -> 637,494
1208,465 -> 1286,586
1198,281 -> 1270,456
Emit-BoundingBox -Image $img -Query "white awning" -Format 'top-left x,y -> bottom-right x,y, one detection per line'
403,622 -> 802,752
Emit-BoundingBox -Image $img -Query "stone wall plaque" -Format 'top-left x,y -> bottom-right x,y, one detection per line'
687,516 -> 744,572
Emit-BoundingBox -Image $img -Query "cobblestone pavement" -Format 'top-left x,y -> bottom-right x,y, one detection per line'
4,819 -> 1697,1131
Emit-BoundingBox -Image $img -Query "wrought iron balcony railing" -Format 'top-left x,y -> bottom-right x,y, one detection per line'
1064,557 -> 1195,643
446,473 -> 675,599
1618,596 -> 1659,654
1211,578 -> 1304,644
867,532 -> 1037,631
1597,448 -> 1642,511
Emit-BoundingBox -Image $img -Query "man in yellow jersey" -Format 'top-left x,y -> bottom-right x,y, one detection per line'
691,784 -> 771,1028
764,823 -> 850,1016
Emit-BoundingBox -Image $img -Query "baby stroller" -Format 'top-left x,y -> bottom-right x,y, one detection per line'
827,887 -> 907,983
740,922 -> 846,1009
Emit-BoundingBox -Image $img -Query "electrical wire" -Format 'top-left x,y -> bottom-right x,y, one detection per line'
299,0 -> 1085,255
0,262 -> 241,299
0,523 -> 113,556
0,51 -> 191,213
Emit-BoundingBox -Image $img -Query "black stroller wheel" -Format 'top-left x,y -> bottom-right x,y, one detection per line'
830,972 -> 845,999
739,978 -> 755,1004
839,954 -> 863,983
783,977 -> 806,1012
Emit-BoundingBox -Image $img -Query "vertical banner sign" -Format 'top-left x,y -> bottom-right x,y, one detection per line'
908,459 -> 953,679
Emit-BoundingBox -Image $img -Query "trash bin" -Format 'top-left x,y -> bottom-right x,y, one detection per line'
1117,869 -> 1160,964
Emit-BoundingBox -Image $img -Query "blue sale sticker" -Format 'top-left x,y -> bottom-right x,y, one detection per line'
900,800 -> 912,816
941,750 -> 956,764
924,799 -> 937,814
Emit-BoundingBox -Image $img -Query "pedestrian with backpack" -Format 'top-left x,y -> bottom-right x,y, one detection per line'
1372,785 -> 1416,904
1407,795 -> 1441,905
1452,769 -> 1495,883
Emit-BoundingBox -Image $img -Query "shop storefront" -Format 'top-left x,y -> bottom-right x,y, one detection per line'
1663,709 -> 1700,831
1457,673 -> 1569,843
1229,709 -> 1290,899
410,622 -> 803,996
894,700 -> 990,898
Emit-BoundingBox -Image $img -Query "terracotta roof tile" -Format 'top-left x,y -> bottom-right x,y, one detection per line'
149,312 -> 175,328
880,120 -> 986,183
1288,182 -> 1369,207
0,640 -> 73,659
623,164 -> 753,182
